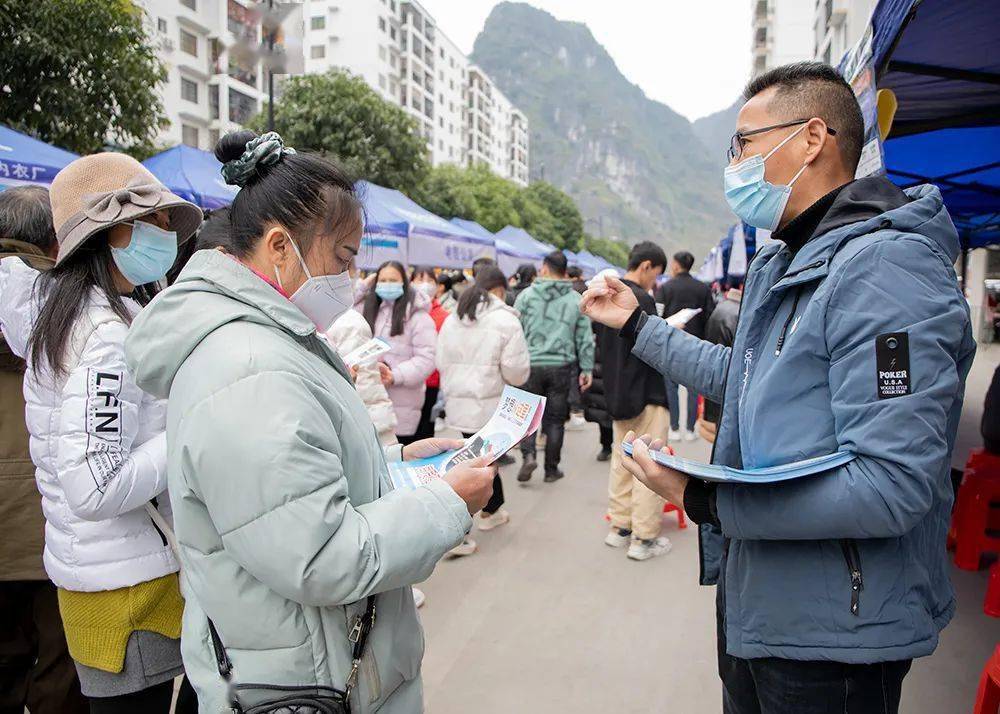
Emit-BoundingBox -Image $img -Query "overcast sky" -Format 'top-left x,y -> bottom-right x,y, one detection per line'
417,0 -> 752,122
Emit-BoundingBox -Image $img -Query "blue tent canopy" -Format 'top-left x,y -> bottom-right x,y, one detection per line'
357,181 -> 494,270
493,225 -> 548,276
0,124 -> 77,188
143,145 -> 239,211
854,0 -> 1000,248
449,218 -> 496,243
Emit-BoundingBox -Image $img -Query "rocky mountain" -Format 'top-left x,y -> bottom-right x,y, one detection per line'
471,2 -> 735,255
692,98 -> 743,168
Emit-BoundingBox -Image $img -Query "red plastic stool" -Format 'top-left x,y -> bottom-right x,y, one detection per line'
663,502 -> 687,529
986,561 -> 1000,618
953,449 -> 1000,571
974,645 -> 1000,714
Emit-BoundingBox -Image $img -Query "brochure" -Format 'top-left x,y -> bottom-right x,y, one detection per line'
389,386 -> 545,490
666,307 -> 702,328
619,442 -> 856,484
341,337 -> 391,368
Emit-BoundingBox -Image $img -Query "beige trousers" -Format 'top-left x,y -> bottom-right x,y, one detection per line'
608,405 -> 669,541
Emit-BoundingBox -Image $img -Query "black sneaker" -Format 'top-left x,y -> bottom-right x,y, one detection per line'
517,458 -> 537,482
596,448 -> 612,462
543,469 -> 565,483
497,453 -> 516,466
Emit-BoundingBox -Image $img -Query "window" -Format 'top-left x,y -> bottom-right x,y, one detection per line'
439,48 -> 444,59
378,17 -> 386,32
209,129 -> 220,147
378,74 -> 386,89
209,85 -> 219,119
180,0 -> 196,9
179,29 -> 197,56
390,0 -> 396,10
390,27 -> 396,40
379,45 -> 387,61
439,140 -> 444,150
228,88 -> 257,124
311,15 -> 325,30
311,45 -> 326,59
438,70 -> 443,81
439,117 -> 444,128
181,124 -> 199,148
157,17 -> 167,33
180,77 -> 198,103
389,55 -> 396,68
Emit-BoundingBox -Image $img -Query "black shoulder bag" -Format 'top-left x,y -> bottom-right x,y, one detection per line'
207,596 -> 376,714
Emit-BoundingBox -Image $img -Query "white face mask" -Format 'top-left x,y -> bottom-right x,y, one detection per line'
414,282 -> 437,299
274,235 -> 354,333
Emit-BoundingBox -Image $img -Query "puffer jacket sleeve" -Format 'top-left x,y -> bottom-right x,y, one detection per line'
390,311 -> 436,388
715,237 -> 975,540
499,313 -> 530,387
632,318 -> 730,403
180,369 -> 470,606
56,321 -> 168,521
575,308 -> 595,373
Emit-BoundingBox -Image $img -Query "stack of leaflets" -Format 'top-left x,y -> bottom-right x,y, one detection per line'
620,442 -> 855,484
389,386 -> 545,490
340,337 -> 390,368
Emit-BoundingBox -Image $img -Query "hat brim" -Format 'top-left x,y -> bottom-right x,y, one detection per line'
54,191 -> 203,267
0,239 -> 56,271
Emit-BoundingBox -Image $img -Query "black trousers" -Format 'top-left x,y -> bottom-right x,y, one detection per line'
519,364 -> 571,474
0,580 -> 87,714
599,423 -> 613,451
410,386 -> 439,442
462,432 -> 505,513
717,591 -> 911,714
88,677 -> 197,714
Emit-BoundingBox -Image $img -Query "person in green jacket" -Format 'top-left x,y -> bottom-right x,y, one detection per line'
514,251 -> 595,483
124,131 -> 495,714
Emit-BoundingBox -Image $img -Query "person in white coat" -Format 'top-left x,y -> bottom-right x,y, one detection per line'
4,153 -> 203,712
437,265 -> 530,531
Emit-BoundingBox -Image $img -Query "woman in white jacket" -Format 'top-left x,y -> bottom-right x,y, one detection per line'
15,153 -> 202,712
437,266 -> 530,530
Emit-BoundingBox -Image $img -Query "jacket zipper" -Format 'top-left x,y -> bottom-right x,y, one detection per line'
147,498 -> 168,547
774,288 -> 803,357
840,539 -> 863,616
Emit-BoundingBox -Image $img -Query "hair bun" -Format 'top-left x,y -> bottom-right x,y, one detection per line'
217,130 -> 296,188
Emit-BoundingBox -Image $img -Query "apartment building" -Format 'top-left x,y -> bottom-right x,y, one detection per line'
139,0 -> 275,152
813,0 -> 878,65
750,0 -> 815,76
300,0 -> 530,184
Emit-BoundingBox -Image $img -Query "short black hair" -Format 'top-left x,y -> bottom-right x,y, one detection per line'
472,255 -> 496,277
673,251 -> 694,272
628,241 -> 667,272
567,265 -> 583,279
195,207 -> 232,251
543,250 -> 567,276
0,186 -> 55,253
743,61 -> 864,172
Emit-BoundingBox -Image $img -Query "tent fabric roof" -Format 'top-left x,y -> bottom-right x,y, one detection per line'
869,0 -> 1000,138
494,225 -> 547,259
143,145 -> 239,211
358,181 -> 492,245
449,217 -> 495,242
0,124 -> 77,187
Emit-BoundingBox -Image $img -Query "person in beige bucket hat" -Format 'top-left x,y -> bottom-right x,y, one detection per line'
5,152 -> 202,711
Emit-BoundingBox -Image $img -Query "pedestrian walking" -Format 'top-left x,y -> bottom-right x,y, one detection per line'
514,251 -> 594,483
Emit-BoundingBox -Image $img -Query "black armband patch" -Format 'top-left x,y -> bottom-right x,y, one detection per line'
875,332 -> 911,399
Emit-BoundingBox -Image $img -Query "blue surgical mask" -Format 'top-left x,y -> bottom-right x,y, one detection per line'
724,124 -> 809,231
375,283 -> 404,302
111,220 -> 178,285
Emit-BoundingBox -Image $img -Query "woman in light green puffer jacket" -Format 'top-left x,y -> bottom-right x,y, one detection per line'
124,131 -> 495,713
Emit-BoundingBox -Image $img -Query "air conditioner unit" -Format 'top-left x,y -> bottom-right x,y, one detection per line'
161,37 -> 175,52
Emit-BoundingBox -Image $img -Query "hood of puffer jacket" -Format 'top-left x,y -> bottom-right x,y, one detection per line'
125,249 -> 317,399
0,257 -> 41,359
456,293 -> 518,327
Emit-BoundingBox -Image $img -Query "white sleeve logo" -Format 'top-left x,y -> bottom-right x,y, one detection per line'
85,370 -> 124,491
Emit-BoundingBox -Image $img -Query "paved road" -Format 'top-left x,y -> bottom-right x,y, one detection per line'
419,380 -> 998,713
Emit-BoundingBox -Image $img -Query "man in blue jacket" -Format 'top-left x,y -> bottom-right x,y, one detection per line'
581,62 -> 976,714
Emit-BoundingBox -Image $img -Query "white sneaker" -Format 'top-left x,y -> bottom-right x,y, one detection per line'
448,537 -> 478,557
684,430 -> 698,442
413,587 -> 426,608
566,412 -> 587,431
604,527 -> 631,548
478,510 -> 510,531
668,429 -> 682,442
627,536 -> 672,561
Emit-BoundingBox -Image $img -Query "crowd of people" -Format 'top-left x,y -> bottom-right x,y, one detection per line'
0,60 -> 981,714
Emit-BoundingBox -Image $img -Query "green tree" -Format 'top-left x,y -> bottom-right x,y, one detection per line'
584,234 -> 629,268
413,164 -> 479,222
524,182 -> 583,251
0,0 -> 167,155
253,70 -> 430,195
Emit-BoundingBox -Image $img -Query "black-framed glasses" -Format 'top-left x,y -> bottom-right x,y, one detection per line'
727,119 -> 836,163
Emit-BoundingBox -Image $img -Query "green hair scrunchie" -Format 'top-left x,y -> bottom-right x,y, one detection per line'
221,131 -> 297,188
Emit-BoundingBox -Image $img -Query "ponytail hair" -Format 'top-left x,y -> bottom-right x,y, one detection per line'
456,265 -> 507,322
